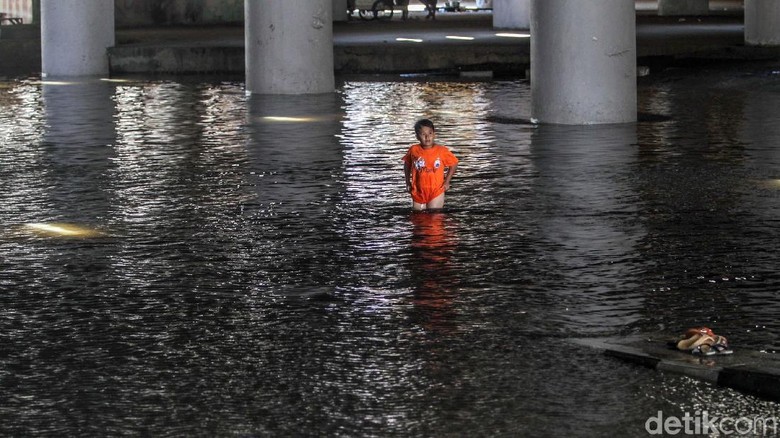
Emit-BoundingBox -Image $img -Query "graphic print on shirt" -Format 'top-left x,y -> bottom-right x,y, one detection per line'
414,156 -> 441,172
414,157 -> 426,171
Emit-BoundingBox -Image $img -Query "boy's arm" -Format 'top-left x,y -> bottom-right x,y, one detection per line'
443,163 -> 458,191
404,162 -> 412,192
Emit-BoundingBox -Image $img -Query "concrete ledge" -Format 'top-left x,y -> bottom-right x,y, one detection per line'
572,336 -> 780,402
108,45 -> 244,74
0,23 -> 38,40
334,44 -> 529,74
658,0 -> 709,16
603,343 -> 660,369
0,39 -> 39,77
108,42 -> 530,76
101,15 -> 757,76
719,365 -> 780,401
109,41 -> 780,77
657,360 -> 721,383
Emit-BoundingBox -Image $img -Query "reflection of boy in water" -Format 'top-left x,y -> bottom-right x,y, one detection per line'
403,119 -> 459,211
411,211 -> 453,264
409,211 -> 457,333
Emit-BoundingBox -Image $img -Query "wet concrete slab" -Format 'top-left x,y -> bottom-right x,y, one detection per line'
572,335 -> 780,401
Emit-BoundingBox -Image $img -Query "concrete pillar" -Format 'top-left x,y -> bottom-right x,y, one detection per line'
245,0 -> 334,95
657,0 -> 708,16
40,0 -> 114,77
530,0 -> 636,125
493,0 -> 530,29
333,0 -> 349,22
745,0 -> 780,46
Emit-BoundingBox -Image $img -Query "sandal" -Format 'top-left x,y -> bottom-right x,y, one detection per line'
708,336 -> 733,355
691,337 -> 733,356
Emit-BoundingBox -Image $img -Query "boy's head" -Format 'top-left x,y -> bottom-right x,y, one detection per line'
414,119 -> 435,140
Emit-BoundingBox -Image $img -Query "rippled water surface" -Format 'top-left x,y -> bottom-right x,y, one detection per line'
2,67 -> 780,436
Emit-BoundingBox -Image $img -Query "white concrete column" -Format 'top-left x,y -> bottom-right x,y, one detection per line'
745,0 -> 780,46
333,0 -> 349,22
530,0 -> 636,125
245,0 -> 335,95
40,0 -> 114,77
493,0 -> 530,30
657,0 -> 708,16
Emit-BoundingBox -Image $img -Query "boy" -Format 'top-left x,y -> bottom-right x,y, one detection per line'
403,119 -> 459,211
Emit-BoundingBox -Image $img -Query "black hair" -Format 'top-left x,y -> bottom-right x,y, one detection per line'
414,119 -> 435,136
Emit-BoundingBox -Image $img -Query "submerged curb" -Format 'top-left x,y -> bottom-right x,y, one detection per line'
572,337 -> 780,402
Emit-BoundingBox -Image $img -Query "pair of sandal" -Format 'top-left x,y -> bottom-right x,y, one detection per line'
676,326 -> 733,356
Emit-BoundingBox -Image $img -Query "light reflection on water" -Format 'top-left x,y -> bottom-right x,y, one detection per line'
1,70 -> 779,435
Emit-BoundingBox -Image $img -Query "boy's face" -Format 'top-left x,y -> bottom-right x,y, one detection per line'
416,126 -> 435,147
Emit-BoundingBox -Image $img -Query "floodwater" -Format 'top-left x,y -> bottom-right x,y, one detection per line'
1,65 -> 780,436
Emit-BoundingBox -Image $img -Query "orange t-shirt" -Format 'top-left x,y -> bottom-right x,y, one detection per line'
403,144 -> 458,204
